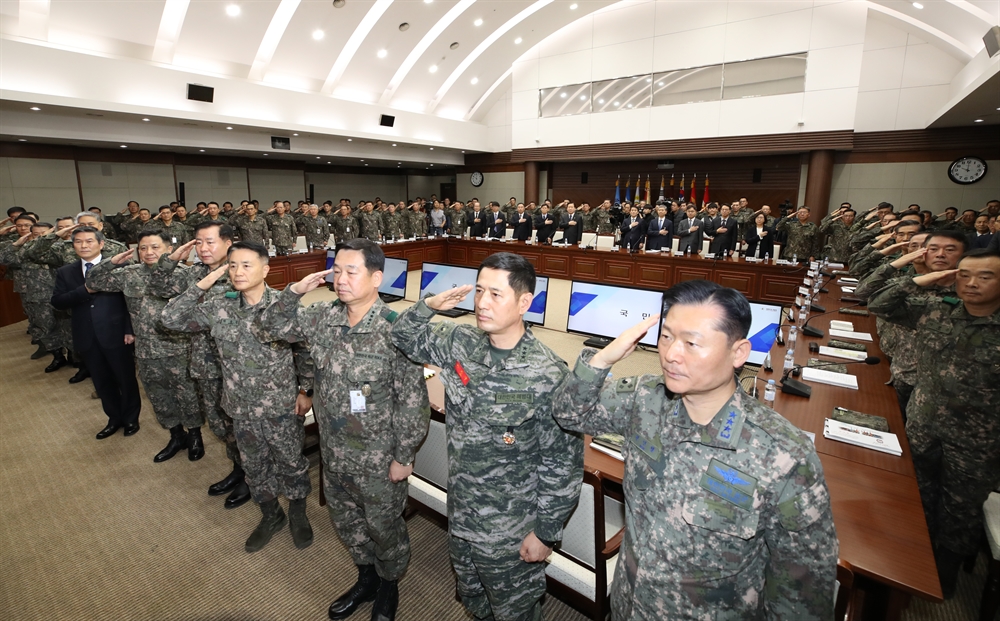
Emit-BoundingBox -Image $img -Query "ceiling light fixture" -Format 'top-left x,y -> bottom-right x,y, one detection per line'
474,18 -> 483,26
570,3 -> 578,8
429,65 -> 438,73
392,143 -> 397,146
142,118 -> 150,122
377,49 -> 387,58
347,138 -> 352,141
974,118 -> 984,122
292,133 -> 298,136
560,92 -> 567,98
514,37 -> 522,44
360,159 -> 365,161
263,153 -> 268,156
226,4 -> 240,17
317,156 -> 321,159
313,29 -> 325,40
226,126 -> 233,130
120,145 -> 128,148
912,2 -> 923,8
30,107 -> 40,111
429,147 -> 434,150
199,149 -> 205,152
580,95 -> 586,100
470,77 -> 478,85
430,164 -> 434,166
18,139 -> 27,142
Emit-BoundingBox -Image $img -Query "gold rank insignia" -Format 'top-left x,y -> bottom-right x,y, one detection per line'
270,342 -> 280,350
361,384 -> 372,397
502,427 -> 516,445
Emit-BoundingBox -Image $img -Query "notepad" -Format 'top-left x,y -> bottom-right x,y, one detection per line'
589,442 -> 624,462
829,320 -> 855,331
841,286 -> 856,294
801,367 -> 859,389
829,328 -> 873,342
840,277 -> 859,284
824,419 -> 901,456
819,346 -> 867,361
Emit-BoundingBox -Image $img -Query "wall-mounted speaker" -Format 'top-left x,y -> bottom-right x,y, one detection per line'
187,84 -> 214,103
271,136 -> 290,150
581,172 -> 589,184
178,182 -> 186,206
752,168 -> 762,183
380,114 -> 395,127
308,184 -> 315,204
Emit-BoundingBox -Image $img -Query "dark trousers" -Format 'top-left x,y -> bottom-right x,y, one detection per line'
81,344 -> 141,427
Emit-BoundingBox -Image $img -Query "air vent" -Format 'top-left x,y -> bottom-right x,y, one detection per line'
380,114 -> 395,128
101,164 -> 113,177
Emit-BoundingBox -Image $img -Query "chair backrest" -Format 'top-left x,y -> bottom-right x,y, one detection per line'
552,230 -> 564,243
328,233 -> 337,247
412,418 -> 448,490
835,559 -> 855,621
294,235 -> 308,252
505,227 -> 514,239
596,235 -> 615,250
580,233 -> 597,247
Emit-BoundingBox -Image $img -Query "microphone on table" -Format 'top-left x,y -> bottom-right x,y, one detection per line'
818,272 -> 840,294
780,356 -> 881,398
800,302 -> 866,338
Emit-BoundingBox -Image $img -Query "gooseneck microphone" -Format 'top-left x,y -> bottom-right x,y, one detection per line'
780,356 -> 881,398
800,302 -> 866,338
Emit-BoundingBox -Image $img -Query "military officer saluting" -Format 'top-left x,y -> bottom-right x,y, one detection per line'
391,252 -> 583,621
259,239 -> 430,621
552,279 -> 838,620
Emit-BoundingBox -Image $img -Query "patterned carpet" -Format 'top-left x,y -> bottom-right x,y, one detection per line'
0,313 -> 989,621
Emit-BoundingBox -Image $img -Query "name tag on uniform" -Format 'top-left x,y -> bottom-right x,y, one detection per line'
350,390 -> 366,413
699,458 -> 757,511
495,392 -> 533,404
630,433 -> 661,461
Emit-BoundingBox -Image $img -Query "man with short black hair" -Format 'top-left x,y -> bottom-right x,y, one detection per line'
552,280 -> 837,620
391,252 -> 583,621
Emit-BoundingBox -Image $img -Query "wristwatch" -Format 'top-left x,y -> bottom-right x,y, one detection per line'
397,459 -> 413,467
299,388 -> 314,398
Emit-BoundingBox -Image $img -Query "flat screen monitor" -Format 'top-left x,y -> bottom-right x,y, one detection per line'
323,250 -> 336,283
524,276 -> 549,326
567,282 -> 662,346
746,301 -> 783,366
379,257 -> 408,298
420,263 -> 478,312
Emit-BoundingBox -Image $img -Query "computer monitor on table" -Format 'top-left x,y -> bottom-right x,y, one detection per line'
567,281 -> 662,348
378,257 -> 408,302
419,262 -> 478,317
524,276 -> 549,326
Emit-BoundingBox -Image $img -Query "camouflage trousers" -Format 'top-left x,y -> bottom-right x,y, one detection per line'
23,300 -> 60,352
233,412 -> 311,504
136,355 -> 202,429
449,536 -> 546,621
907,393 -> 1000,556
196,378 -> 240,465
274,245 -> 293,256
324,470 -> 410,581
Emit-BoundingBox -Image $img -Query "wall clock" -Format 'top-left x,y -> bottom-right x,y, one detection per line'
470,171 -> 484,187
948,156 -> 987,185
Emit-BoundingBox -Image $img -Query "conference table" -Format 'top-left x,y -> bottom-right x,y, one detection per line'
268,238 -> 939,618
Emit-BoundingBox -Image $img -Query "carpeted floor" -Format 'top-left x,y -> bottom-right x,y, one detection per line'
0,311 -> 990,621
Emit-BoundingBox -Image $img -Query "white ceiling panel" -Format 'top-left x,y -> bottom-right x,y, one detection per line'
48,0 -> 166,48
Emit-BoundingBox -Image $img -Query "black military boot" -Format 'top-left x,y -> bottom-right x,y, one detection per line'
245,499 -> 286,553
154,425 -> 186,463
186,427 -> 205,461
935,545 -> 963,599
44,350 -> 68,373
225,480 -> 252,509
209,463 -> 244,496
370,579 -> 398,621
288,498 -> 314,549
329,565 -> 381,620
30,343 -> 47,359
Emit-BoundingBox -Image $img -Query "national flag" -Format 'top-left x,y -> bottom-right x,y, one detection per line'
635,176 -> 642,203
624,175 -> 631,203
690,174 -> 696,208
679,174 -> 685,201
645,175 -> 651,203
658,176 -> 665,202
702,174 -> 710,208
614,175 -> 621,207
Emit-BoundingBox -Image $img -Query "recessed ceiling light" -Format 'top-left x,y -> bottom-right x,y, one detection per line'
226,4 -> 240,17
598,99 -> 604,104
377,49 -> 388,58
29,107 -> 40,111
347,138 -> 352,141
646,78 -> 652,83
316,156 -> 321,159
474,18 -> 483,26
365,164 -> 369,166
397,162 -> 401,164
570,3 -> 578,9
392,143 -> 397,146
292,133 -> 298,136
142,118 -> 150,122
580,95 -> 586,100
424,0 -> 433,3
974,119 -> 984,122
120,145 -> 127,148
461,150 -> 465,153
912,2 -> 923,8
17,139 -> 27,142
360,159 -> 365,162
627,104 -> 633,108
199,149 -> 205,152
263,153 -> 268,155
657,82 -> 663,86
429,65 -> 438,73
514,37 -> 522,44
430,164 -> 434,167
470,77 -> 479,85
613,101 -> 619,107
226,126 -> 233,130
333,0 -> 345,7
313,29 -> 325,40
560,92 -> 567,98
429,147 -> 434,150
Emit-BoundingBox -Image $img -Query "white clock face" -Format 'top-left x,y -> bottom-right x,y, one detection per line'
470,171 -> 484,187
948,157 -> 987,185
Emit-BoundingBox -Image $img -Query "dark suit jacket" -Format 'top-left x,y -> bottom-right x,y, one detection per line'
560,213 -> 582,245
675,217 -> 703,253
646,216 -> 673,250
989,233 -> 1000,252
469,210 -> 487,237
709,216 -> 738,254
485,211 -> 505,238
51,260 -> 132,353
745,225 -> 775,259
969,232 -> 994,249
620,216 -> 645,249
511,213 -> 533,241
534,213 -> 556,243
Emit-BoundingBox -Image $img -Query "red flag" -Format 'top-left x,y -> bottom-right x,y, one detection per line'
690,174 -> 696,207
678,174 -> 685,201
702,174 -> 710,208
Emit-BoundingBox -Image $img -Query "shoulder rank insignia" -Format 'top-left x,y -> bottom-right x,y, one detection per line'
380,308 -> 399,323
616,377 -> 637,393
224,291 -> 239,299
941,296 -> 960,306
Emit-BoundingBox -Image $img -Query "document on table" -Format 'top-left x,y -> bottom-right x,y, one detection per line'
819,346 -> 867,361
829,328 -> 873,342
801,367 -> 859,389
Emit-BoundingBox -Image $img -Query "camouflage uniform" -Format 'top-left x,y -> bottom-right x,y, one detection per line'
734,207 -> 755,244
108,214 -> 141,244
0,240 -> 59,352
86,260 -> 200,429
154,220 -> 191,246
299,215 -> 329,249
552,350 -> 838,620
580,209 -> 597,233
231,215 -> 270,245
265,214 -> 298,254
24,232 -> 128,268
148,256 -> 241,465
818,215 -> 852,262
449,209 -> 469,237
160,284 -> 314,504
408,210 -> 427,238
775,217 -> 819,261
868,278 -> 1000,557
358,210 -> 382,242
594,208 -> 615,235
398,210 -> 414,239
260,289 -> 430,580
382,210 -> 404,240
330,213 -> 360,243
391,299 -> 583,621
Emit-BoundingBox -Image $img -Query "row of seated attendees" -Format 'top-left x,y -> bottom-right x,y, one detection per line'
1,193 -> 998,621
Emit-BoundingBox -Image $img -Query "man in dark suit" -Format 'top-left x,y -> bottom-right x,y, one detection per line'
646,204 -> 674,251
968,214 -> 994,249
675,205 -> 704,254
486,201 -> 505,239
709,203 -> 738,255
534,204 -> 556,244
51,226 -> 140,439
559,203 -> 582,245
511,203 -> 533,241
468,200 -> 487,238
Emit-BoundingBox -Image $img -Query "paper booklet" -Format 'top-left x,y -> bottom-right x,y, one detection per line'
823,418 -> 901,456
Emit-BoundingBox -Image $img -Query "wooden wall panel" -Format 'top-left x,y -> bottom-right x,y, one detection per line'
759,276 -> 802,303
635,262 -> 671,289
675,266 -> 713,282
572,257 -> 601,280
716,270 -> 757,298
541,254 -> 570,277
601,259 -> 632,284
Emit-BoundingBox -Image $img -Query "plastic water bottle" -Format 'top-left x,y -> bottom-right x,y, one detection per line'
783,351 -> 795,373
763,380 -> 776,407
792,253 -> 798,264
764,253 -> 769,264
788,325 -> 798,350
685,245 -> 691,257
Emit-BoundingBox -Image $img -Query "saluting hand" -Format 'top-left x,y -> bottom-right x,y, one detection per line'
110,248 -> 137,265
12,233 -> 32,247
891,247 -> 926,269
426,285 -> 474,312
878,240 -> 908,256
913,269 -> 959,288
289,268 -> 333,295
56,223 -> 82,239
196,264 -> 229,291
591,314 -> 660,369
168,239 -> 197,262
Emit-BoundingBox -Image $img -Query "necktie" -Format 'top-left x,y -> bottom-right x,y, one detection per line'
84,262 -> 93,275
659,218 -> 664,228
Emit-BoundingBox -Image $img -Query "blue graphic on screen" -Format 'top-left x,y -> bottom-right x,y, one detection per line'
524,277 -> 549,325
379,257 -> 408,297
567,282 -> 662,346
419,263 -> 478,311
746,302 -> 782,365
323,250 -> 337,283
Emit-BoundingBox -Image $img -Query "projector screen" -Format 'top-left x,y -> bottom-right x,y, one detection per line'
379,257 -> 408,298
420,263 -> 478,312
567,282 -> 662,346
745,301 -> 783,366
524,276 -> 549,326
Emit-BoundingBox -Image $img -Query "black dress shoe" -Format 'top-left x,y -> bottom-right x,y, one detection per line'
187,427 -> 204,461
153,425 -> 186,463
224,480 -> 252,509
209,464 -> 244,496
30,343 -> 47,359
96,424 -> 121,440
44,352 -> 68,373
68,368 -> 91,384
123,422 -> 140,436
329,565 -> 380,620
